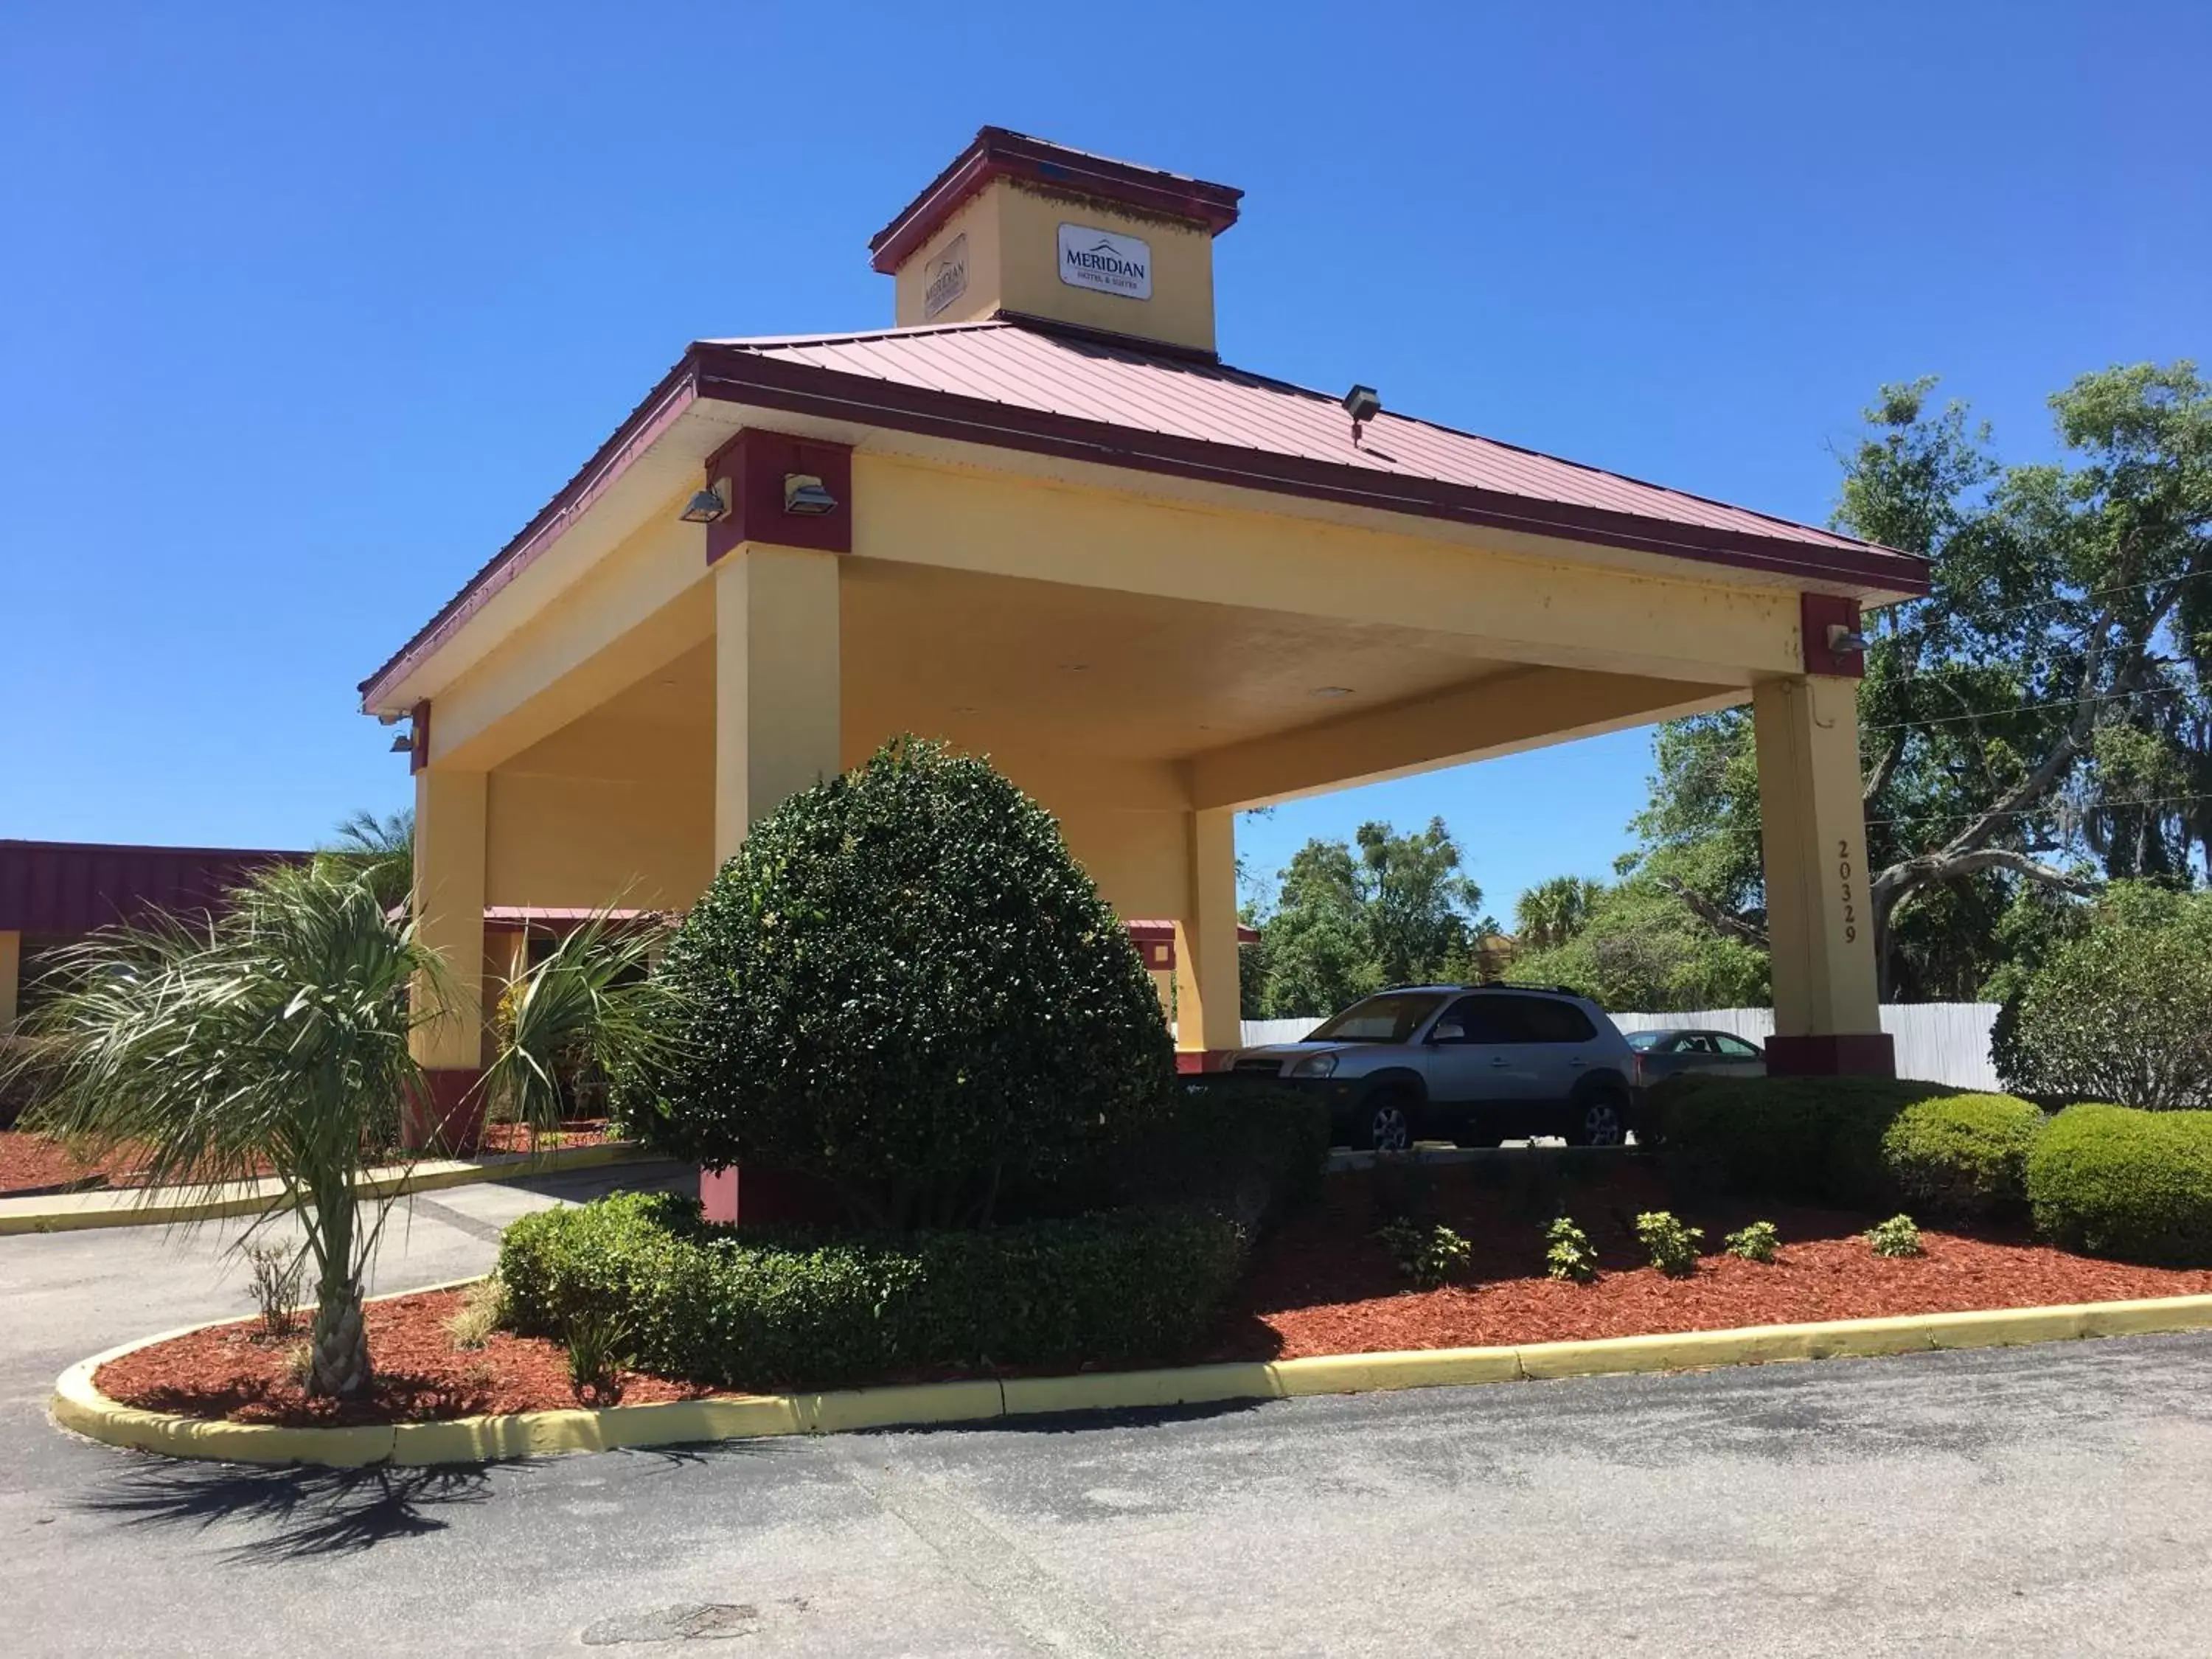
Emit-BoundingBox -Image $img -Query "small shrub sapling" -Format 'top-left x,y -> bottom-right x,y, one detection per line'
243,1240 -> 303,1340
1544,1215 -> 1600,1283
1635,1211 -> 1704,1277
566,1312 -> 631,1407
1722,1221 -> 1781,1263
1866,1214 -> 1925,1258
1375,1217 -> 1471,1289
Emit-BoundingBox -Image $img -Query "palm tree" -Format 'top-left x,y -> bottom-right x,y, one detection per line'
316,807 -> 414,914
1514,875 -> 1604,952
9,866 -> 676,1400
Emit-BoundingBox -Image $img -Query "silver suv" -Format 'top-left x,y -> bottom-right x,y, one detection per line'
1228,984 -> 1639,1152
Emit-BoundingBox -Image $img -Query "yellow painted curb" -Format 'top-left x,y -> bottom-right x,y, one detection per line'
52,1288 -> 2212,1470
0,1141 -> 653,1236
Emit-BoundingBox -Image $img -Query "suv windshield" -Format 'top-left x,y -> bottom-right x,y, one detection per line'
1308,992 -> 1449,1044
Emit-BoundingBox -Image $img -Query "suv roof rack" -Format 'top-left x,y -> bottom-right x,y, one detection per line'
1469,981 -> 1587,998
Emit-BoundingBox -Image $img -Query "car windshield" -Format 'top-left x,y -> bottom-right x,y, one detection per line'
1625,1031 -> 1670,1051
1307,992 -> 1449,1044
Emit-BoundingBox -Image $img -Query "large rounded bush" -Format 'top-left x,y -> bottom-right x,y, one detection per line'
1996,883 -> 2212,1110
2025,1102 -> 2212,1266
1881,1093 -> 2046,1220
618,738 -> 1176,1225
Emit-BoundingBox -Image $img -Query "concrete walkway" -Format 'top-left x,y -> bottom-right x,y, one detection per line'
0,1140 -> 653,1234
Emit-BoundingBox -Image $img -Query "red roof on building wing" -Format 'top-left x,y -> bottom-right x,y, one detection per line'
0,841 -> 307,935
361,316 -> 1927,706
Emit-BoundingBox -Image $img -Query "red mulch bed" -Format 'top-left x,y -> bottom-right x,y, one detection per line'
96,1290 -> 717,1427
91,1158 -> 2212,1430
0,1130 -> 133,1194
0,1121 -> 618,1195
1203,1161 -> 2212,1360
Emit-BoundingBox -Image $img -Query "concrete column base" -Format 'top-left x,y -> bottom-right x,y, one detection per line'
404,1068 -> 488,1152
1765,1034 -> 1896,1078
699,1164 -> 844,1227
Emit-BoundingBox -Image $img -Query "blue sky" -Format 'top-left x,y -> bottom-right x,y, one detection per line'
2,1 -> 2204,920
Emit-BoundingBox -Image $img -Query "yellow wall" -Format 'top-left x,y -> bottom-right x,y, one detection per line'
890,178 -> 1219,353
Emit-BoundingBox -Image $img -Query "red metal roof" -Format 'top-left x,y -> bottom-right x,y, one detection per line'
701,319 -> 1896,566
0,841 -> 307,935
362,316 -> 1927,707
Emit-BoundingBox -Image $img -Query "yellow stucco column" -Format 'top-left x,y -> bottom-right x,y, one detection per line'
1753,675 -> 1891,1075
0,928 -> 21,1034
411,767 -> 489,1072
713,545 -> 842,864
1174,806 -> 1242,1059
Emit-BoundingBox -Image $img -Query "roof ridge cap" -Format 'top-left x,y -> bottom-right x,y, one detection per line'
696,319 -> 1012,351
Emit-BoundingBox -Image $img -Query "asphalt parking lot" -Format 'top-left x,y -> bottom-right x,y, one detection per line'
6,1166 -> 2212,1657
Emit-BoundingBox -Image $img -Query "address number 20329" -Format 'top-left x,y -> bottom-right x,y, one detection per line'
1837,838 -> 1858,945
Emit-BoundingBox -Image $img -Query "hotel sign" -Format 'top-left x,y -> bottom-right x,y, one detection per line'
922,233 -> 969,319
1057,223 -> 1151,300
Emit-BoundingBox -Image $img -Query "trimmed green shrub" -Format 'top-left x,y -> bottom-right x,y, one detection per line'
1655,1074 -> 1981,1211
1375,1219 -> 1470,1288
2026,1103 -> 2212,1267
499,1191 -> 1248,1390
1882,1093 -> 2046,1220
1723,1221 -> 1780,1263
1545,1215 -> 1599,1283
1865,1214 -> 1924,1257
1996,883 -> 2212,1111
614,739 -> 1177,1229
1635,1210 -> 1703,1276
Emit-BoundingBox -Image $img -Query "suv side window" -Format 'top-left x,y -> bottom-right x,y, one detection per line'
1475,994 -> 1595,1044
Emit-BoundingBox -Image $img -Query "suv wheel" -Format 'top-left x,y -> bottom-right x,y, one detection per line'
1357,1091 -> 1416,1154
1564,1090 -> 1630,1148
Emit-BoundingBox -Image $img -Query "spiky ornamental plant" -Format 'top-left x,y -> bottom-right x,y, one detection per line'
482,911 -> 685,1147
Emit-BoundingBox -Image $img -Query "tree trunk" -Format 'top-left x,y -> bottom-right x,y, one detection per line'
308,1273 -> 372,1399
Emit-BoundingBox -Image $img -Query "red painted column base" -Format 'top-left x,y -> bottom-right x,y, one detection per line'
1765,1034 -> 1896,1078
404,1068 -> 488,1153
699,1164 -> 845,1228
1175,1049 -> 1239,1076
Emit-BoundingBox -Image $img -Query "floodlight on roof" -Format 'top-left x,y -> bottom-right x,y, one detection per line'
679,484 -> 729,524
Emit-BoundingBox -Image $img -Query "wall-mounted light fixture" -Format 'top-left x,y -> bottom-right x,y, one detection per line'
1826,624 -> 1871,655
389,732 -> 414,754
679,483 -> 729,524
783,473 -> 838,515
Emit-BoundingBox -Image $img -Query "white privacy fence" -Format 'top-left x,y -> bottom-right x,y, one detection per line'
1235,1004 -> 2005,1092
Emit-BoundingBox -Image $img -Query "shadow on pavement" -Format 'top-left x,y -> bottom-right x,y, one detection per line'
74,1460 -> 500,1562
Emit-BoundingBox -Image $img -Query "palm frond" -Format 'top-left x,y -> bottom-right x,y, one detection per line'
481,911 -> 686,1140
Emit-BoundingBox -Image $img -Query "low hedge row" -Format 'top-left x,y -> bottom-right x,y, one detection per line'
1012,1080 -> 1330,1231
2027,1105 -> 2212,1267
499,1191 -> 1248,1391
1652,1074 -> 1974,1212
1655,1075 -> 2212,1265
1883,1093 -> 2047,1219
